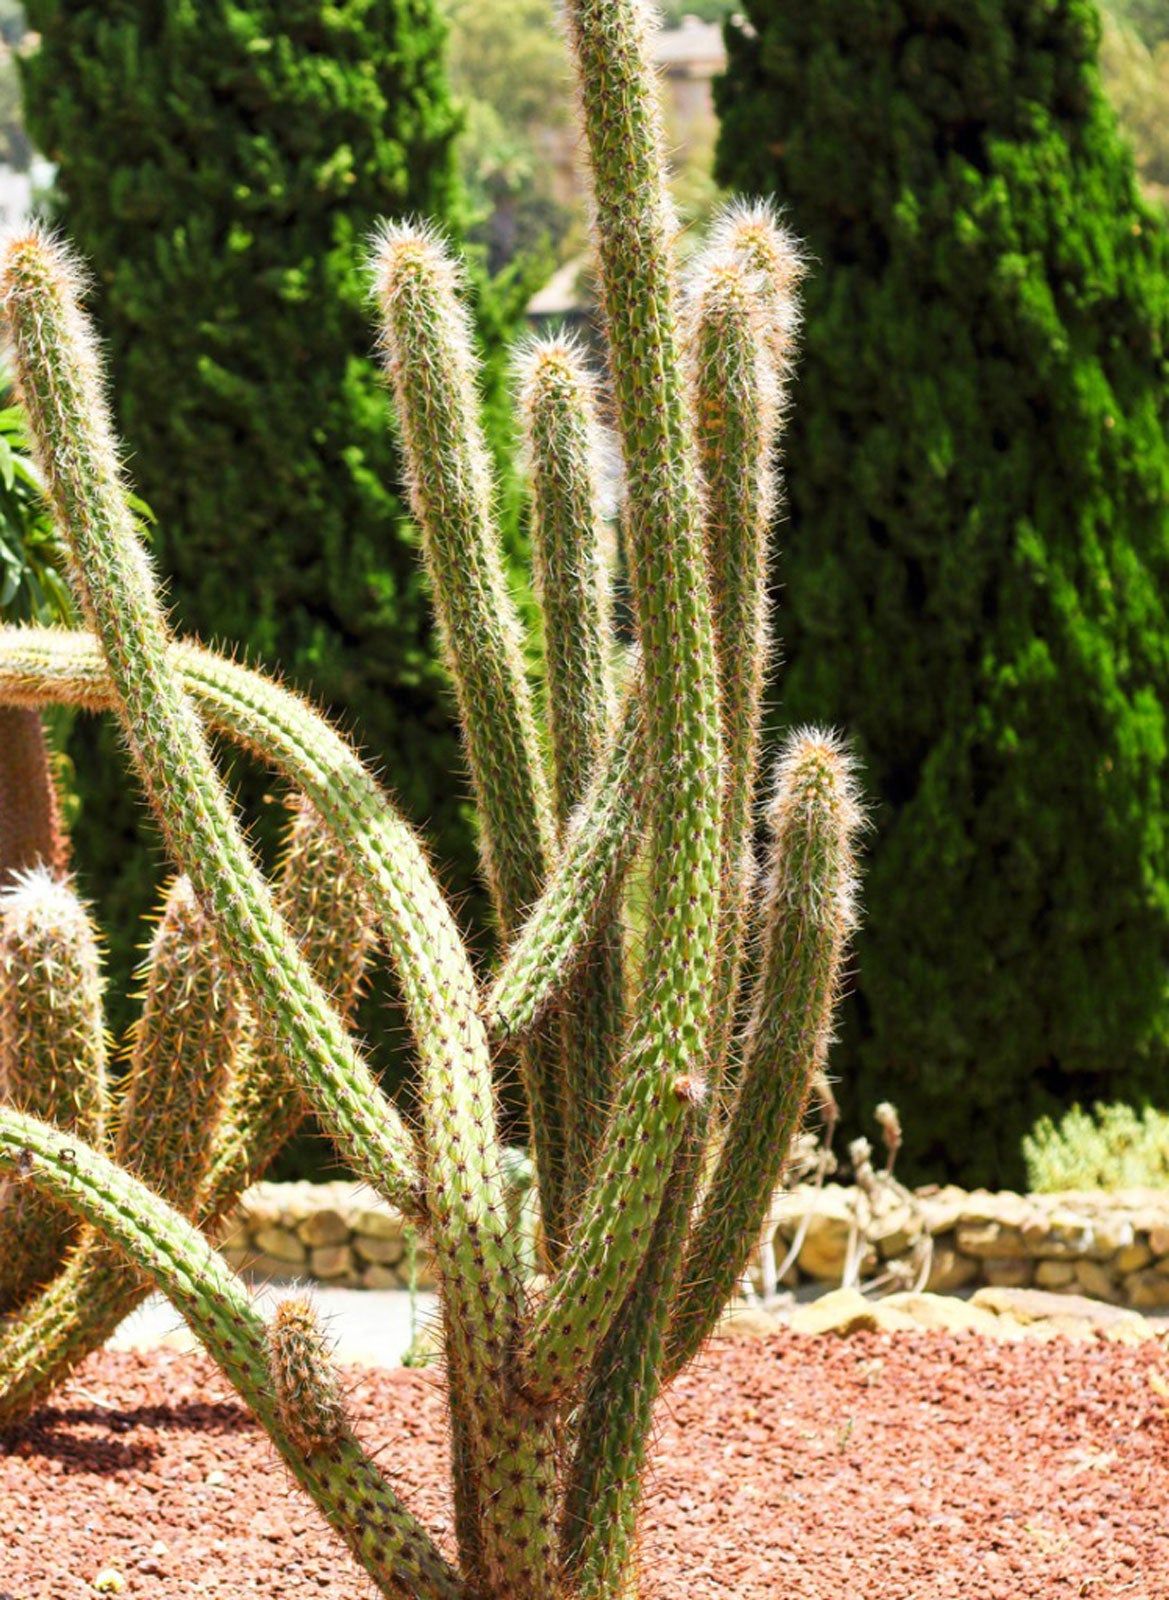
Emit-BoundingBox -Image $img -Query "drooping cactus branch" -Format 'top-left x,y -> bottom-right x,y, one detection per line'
0,4 -> 861,1595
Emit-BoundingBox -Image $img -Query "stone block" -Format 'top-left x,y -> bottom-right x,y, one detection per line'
362,1265 -> 405,1291
923,1242 -> 979,1294
297,1209 -> 350,1248
982,1257 -> 1033,1288
351,1206 -> 406,1242
355,1233 -> 406,1267
789,1288 -> 880,1337
955,1223 -> 1028,1260
1034,1260 -> 1076,1289
1113,1241 -> 1153,1276
253,1226 -> 306,1265
1073,1259 -> 1120,1304
310,1244 -> 355,1281
1123,1269 -> 1169,1311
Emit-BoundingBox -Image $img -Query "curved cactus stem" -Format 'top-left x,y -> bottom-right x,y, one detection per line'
202,795 -> 378,1207
519,336 -> 625,1183
0,706 -> 69,886
0,624 -> 648,1062
0,230 -> 419,1214
0,801 -> 374,1430
0,868 -> 106,1311
486,681 -> 645,1044
518,0 -> 723,1409
665,732 -> 861,1379
0,1110 -> 466,1600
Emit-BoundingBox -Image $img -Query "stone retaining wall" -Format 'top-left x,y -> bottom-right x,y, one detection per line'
218,1179 -> 1169,1310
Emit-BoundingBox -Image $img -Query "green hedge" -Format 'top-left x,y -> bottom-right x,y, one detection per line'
716,0 -> 1169,1184
20,2 -> 498,1115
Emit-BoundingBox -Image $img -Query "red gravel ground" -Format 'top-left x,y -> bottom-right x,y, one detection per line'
3,1331 -> 1169,1598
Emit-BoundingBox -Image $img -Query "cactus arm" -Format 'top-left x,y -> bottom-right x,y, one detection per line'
0,869 -> 106,1311
665,732 -> 861,1378
202,796 -> 378,1208
486,681 -> 645,1042
0,707 -> 69,884
519,337 -> 625,1179
115,875 -> 238,1200
0,801 -> 374,1431
0,624 -> 646,1056
518,0 -> 723,1408
371,229 -> 570,1251
0,231 -> 420,1214
687,250 -> 785,1088
371,229 -> 554,931
0,1110 -> 465,1600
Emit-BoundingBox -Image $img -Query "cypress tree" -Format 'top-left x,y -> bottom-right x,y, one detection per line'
20,1 -> 486,1071
716,0 -> 1169,1183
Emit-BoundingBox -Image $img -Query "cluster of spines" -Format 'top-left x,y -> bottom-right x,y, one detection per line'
0,6 -> 865,1598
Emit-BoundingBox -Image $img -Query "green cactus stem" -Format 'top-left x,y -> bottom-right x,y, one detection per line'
666,731 -> 862,1377
0,867 -> 106,1310
0,624 -> 646,1061
0,707 -> 69,886
0,229 -> 419,1212
519,337 -> 625,1179
0,1109 -> 466,1600
518,0 -> 723,1411
0,798 -> 374,1430
371,225 -> 569,1255
686,238 -> 793,1088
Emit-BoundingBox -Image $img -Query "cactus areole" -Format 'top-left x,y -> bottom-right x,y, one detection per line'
0,3 -> 861,1595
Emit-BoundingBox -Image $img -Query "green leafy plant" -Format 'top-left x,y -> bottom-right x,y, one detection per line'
716,0 -> 1169,1185
1024,1102 -> 1169,1191
0,4 -> 860,1593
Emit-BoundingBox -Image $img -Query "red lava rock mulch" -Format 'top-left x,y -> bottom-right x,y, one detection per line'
3,1330 -> 1169,1597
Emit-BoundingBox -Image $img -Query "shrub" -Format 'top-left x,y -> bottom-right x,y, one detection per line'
716,0 -> 1169,1185
1024,1102 -> 1169,1191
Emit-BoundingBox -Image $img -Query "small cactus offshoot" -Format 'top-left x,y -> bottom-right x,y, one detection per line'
0,3 -> 862,1595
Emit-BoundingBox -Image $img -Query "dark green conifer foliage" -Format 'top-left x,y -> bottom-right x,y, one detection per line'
716,0 -> 1169,1183
20,1 -> 477,1060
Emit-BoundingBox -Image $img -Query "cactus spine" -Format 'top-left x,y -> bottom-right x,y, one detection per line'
0,8 -> 862,1596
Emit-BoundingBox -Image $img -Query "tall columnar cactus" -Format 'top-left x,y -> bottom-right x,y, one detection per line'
0,4 -> 861,1595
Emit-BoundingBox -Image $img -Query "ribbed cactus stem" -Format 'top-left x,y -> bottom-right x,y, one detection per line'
687,247 -> 785,1086
0,1111 -> 466,1600
666,731 -> 861,1378
371,228 -> 570,1250
0,624 -> 647,1057
0,231 -> 419,1213
268,1298 -> 348,1458
519,337 -> 625,1177
0,707 -> 69,886
0,800 -> 375,1430
486,683 -> 646,1043
0,867 -> 106,1311
204,795 -> 376,1204
709,199 -> 804,369
115,875 -> 237,1202
518,0 -> 723,1409
371,226 -> 555,928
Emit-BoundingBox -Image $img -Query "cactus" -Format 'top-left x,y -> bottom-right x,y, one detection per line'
0,4 -> 862,1595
